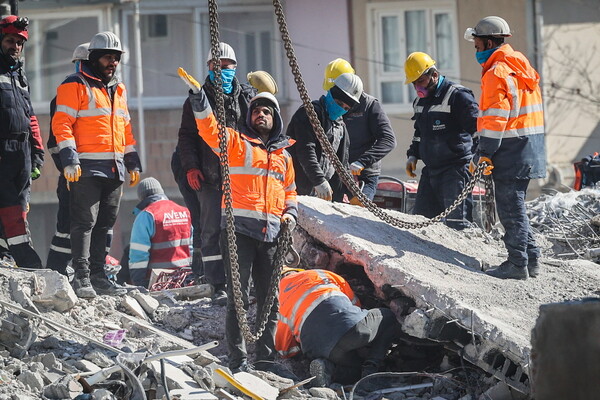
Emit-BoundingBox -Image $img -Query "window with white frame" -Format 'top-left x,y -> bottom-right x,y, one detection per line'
368,1 -> 459,111
24,11 -> 103,110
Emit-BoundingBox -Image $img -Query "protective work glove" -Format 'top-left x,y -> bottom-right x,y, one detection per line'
281,213 -> 297,231
247,71 -> 278,94
406,156 -> 417,178
31,165 -> 41,180
63,164 -> 82,183
350,161 -> 365,176
313,181 -> 333,201
186,168 -> 205,191
469,155 -> 494,176
178,67 -> 202,94
128,170 -> 141,187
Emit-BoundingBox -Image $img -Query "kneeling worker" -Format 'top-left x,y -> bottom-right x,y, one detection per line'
128,177 -> 193,288
275,268 -> 401,386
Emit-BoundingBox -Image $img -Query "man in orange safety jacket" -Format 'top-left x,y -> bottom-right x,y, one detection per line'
52,31 -> 142,298
275,268 -> 401,386
181,67 -> 297,377
465,16 -> 546,280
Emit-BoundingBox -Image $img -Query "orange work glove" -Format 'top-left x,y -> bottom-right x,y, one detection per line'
186,168 -> 205,191
405,156 -> 417,178
469,156 -> 494,176
128,170 -> 140,187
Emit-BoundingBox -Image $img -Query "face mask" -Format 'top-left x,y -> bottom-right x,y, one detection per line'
413,75 -> 436,98
476,47 -> 497,64
209,68 -> 236,94
324,91 -> 348,121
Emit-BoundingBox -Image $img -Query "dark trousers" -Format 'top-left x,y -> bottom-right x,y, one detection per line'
414,164 -> 473,230
171,152 -> 203,276
199,185 -> 225,286
222,231 -> 279,369
70,176 -> 122,275
328,308 -> 401,383
0,138 -> 41,268
494,178 -> 540,267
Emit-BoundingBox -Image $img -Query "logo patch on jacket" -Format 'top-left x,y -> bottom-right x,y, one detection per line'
163,210 -> 189,226
432,119 -> 446,131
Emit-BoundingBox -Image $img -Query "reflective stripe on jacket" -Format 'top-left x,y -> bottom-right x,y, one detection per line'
275,269 -> 363,358
478,44 -> 546,179
129,195 -> 192,286
52,63 -> 140,181
189,90 -> 298,243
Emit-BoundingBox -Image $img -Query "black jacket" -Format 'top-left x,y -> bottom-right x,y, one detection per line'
407,77 -> 478,172
175,76 -> 255,187
343,93 -> 396,175
0,56 -> 44,168
286,96 -> 349,198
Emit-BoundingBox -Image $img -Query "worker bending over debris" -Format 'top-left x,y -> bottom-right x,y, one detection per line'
127,177 -> 193,288
276,268 -> 401,386
466,16 -> 546,279
179,67 -> 297,378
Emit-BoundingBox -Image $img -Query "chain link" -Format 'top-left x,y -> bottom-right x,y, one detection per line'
208,0 -> 293,344
271,0 -> 486,230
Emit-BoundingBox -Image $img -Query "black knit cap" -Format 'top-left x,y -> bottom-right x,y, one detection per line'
88,49 -> 121,64
250,98 -> 275,116
330,85 -> 359,108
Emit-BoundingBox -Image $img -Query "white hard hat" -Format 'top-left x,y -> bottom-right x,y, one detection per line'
250,92 -> 280,112
206,42 -> 237,64
71,42 -> 90,63
89,31 -> 124,53
333,73 -> 363,104
464,16 -> 511,42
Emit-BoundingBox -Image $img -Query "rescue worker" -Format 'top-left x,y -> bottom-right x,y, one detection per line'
171,42 -> 256,305
465,16 -> 546,279
275,268 -> 401,386
46,42 -> 113,275
0,15 -> 44,269
128,177 -> 192,288
287,72 -> 363,202
53,31 -> 142,298
404,52 -> 479,230
179,67 -> 297,376
322,59 -> 397,203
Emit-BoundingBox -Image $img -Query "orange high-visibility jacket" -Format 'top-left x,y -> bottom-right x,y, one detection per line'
275,269 -> 362,358
190,90 -> 297,242
478,44 -> 546,179
52,63 -> 140,181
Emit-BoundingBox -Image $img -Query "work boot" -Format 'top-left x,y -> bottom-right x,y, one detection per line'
72,269 -> 97,299
90,274 -> 127,296
231,360 -> 254,374
212,283 -> 227,306
486,260 -> 528,280
255,361 -> 298,381
309,358 -> 333,387
528,259 -> 540,278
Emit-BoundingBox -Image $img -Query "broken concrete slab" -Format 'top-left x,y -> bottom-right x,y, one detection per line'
149,283 -> 213,301
120,296 -> 149,321
132,291 -> 160,316
148,355 -> 200,391
168,388 -> 219,400
31,270 -> 78,312
17,370 -> 44,391
295,197 -> 600,393
42,375 -> 83,399
73,359 -> 102,373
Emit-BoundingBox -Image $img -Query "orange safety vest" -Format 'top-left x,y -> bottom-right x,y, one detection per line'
192,93 -> 297,242
275,269 -> 362,358
52,63 -> 137,180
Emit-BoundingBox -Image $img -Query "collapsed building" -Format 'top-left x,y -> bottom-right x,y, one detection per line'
0,193 -> 599,399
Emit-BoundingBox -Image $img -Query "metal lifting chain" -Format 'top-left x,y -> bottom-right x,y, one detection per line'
271,0 -> 487,230
208,0 -> 293,344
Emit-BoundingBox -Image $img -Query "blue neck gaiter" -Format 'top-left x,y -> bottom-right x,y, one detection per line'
324,91 -> 347,121
209,68 -> 236,94
476,47 -> 497,65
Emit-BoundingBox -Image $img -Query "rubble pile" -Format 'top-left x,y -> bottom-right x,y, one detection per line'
527,188 -> 600,260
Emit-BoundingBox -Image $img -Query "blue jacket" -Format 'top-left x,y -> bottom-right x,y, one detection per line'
407,77 -> 479,172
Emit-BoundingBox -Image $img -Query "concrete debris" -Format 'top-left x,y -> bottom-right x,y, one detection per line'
527,188 -> 600,259
31,270 -> 78,312
42,375 -> 83,399
120,296 -> 149,321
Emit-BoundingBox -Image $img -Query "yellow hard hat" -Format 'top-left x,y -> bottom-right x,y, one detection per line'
404,52 -> 436,84
323,58 -> 355,91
